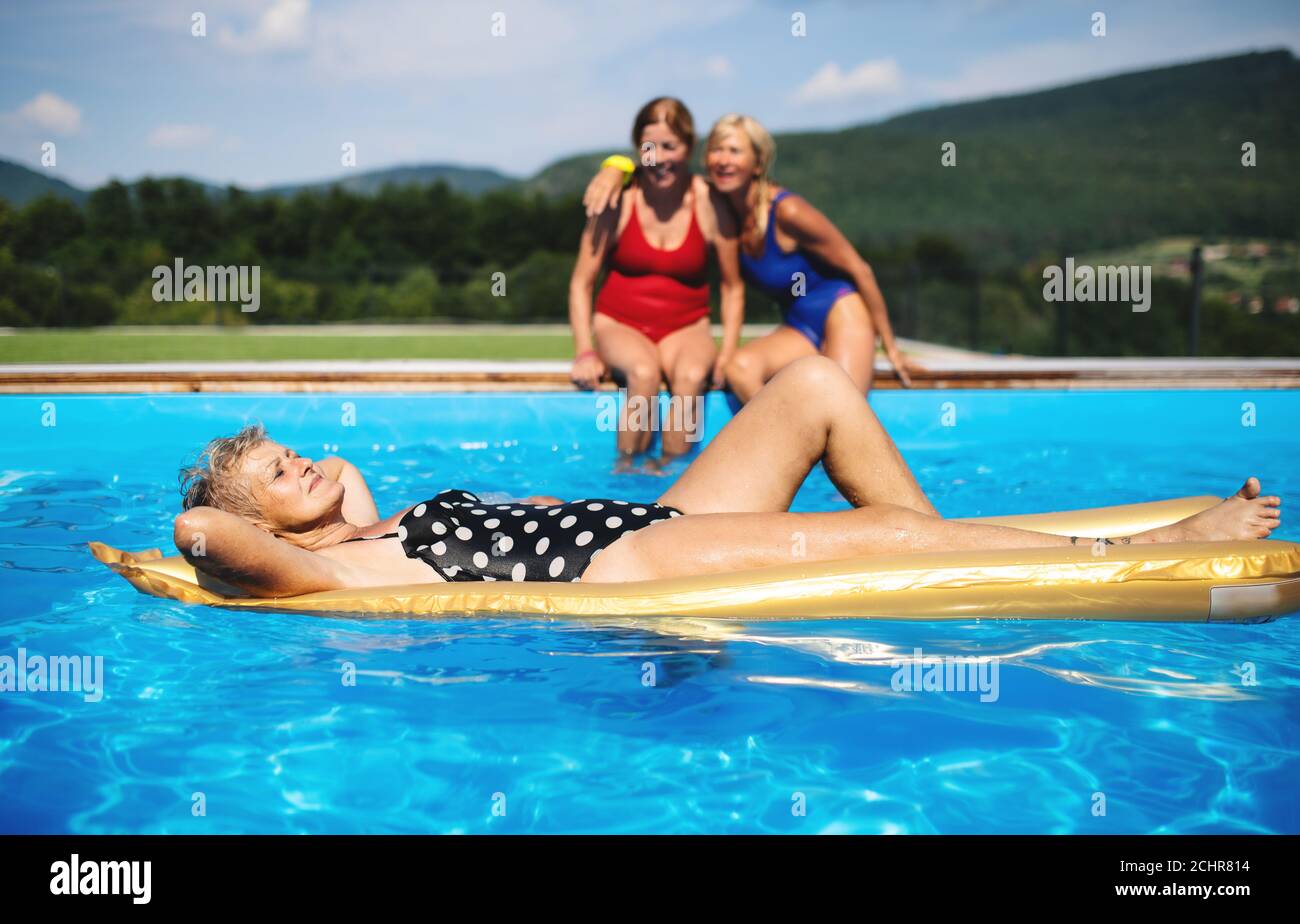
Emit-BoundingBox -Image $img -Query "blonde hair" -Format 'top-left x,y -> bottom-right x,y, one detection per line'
707,113 -> 777,234
178,423 -> 269,520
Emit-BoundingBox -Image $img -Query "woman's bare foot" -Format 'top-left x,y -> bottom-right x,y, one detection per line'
642,450 -> 688,475
1138,478 -> 1282,543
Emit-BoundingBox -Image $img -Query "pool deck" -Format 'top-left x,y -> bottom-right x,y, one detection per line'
3,354 -> 1298,392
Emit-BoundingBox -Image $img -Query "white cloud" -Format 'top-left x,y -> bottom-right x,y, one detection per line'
148,124 -> 216,148
923,39 -> 1119,101
922,28 -> 1300,105
704,55 -> 732,79
793,59 -> 903,104
305,0 -> 746,81
11,91 -> 82,135
217,0 -> 311,54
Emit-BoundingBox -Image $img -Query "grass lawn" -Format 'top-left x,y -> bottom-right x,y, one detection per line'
0,331 -> 580,363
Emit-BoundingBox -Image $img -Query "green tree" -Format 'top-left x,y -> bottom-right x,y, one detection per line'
12,194 -> 85,262
86,180 -> 136,238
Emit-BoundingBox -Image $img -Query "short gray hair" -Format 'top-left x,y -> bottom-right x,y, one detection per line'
179,423 -> 269,518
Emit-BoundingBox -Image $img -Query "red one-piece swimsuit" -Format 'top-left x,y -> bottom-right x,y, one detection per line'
594,197 -> 710,343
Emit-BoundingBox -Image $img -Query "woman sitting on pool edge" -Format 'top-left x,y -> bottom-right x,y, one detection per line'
172,356 -> 1282,597
584,113 -> 917,401
568,97 -> 745,471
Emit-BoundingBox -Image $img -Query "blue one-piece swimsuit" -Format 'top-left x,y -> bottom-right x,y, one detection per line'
739,190 -> 856,350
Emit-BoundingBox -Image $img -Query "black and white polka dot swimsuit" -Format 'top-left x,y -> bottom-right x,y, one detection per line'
396,489 -> 683,583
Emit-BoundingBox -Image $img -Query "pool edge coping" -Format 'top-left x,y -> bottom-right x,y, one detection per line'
2,358 -> 1298,392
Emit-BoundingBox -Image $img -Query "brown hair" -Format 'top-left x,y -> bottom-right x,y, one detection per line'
178,423 -> 269,520
632,97 -> 695,157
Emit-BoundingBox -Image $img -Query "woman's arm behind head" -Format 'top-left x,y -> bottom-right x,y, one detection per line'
315,455 -> 380,526
173,505 -> 352,598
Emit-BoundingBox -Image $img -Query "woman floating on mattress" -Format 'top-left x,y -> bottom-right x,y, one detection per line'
173,356 -> 1281,598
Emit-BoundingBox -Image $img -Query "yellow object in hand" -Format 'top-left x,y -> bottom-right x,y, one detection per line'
601,154 -> 636,187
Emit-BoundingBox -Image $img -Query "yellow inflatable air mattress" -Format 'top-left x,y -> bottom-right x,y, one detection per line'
90,496 -> 1300,624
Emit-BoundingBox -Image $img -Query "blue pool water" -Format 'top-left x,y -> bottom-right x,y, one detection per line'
1,389 -> 1298,834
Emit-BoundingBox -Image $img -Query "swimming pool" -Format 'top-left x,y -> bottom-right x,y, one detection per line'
2,389 -> 1298,833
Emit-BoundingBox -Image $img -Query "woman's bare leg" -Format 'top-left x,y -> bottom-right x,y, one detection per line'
724,324 -> 816,403
586,505 -> 1075,582
593,313 -> 661,460
657,354 -> 936,515
820,293 -> 876,394
585,480 -> 1281,583
654,316 -> 714,459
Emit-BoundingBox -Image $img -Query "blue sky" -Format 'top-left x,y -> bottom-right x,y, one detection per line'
1,0 -> 1297,189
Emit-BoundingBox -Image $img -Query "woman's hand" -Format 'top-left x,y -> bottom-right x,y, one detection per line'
884,344 -> 922,388
711,350 -> 734,390
583,166 -> 629,219
317,456 -> 381,525
570,351 -> 607,390
520,495 -> 565,505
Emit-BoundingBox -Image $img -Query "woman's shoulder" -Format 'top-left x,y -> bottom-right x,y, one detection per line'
770,187 -> 824,234
770,186 -> 800,218
606,180 -> 638,234
584,182 -> 634,237
692,175 -> 731,237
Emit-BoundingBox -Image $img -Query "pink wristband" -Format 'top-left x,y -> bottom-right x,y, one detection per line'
575,349 -> 599,362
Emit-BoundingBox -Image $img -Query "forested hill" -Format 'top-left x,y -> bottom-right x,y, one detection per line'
0,158 -> 88,208
0,160 -> 516,208
528,49 -> 1300,264
1,48 -> 1296,355
4,48 -> 1293,266
259,164 -> 516,198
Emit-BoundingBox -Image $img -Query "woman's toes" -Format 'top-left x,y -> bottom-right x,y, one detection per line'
1235,477 -> 1262,500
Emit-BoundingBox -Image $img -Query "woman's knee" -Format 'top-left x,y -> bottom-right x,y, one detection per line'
724,349 -> 762,384
669,363 -> 709,394
772,354 -> 853,396
623,360 -> 663,393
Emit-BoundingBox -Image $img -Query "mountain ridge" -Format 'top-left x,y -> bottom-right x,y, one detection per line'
2,47 -> 1295,261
